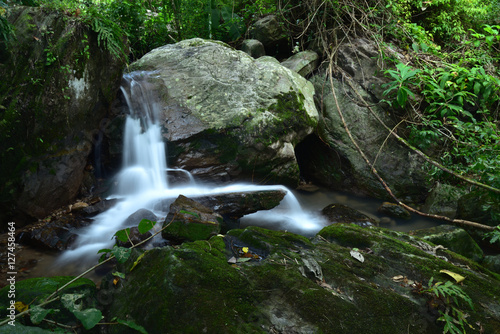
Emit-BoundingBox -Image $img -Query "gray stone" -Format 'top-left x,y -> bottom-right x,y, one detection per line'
422,183 -> 466,219
281,50 -> 319,77
248,15 -> 288,57
127,38 -> 318,186
307,71 -> 430,201
378,202 -> 411,219
241,39 -> 265,58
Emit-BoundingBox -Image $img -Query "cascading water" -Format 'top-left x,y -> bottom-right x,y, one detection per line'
59,72 -> 326,267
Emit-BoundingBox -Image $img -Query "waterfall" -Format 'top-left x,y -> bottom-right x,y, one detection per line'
59,72 -> 326,266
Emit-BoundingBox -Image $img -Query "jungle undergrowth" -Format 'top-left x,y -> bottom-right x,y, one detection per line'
0,218 -> 167,333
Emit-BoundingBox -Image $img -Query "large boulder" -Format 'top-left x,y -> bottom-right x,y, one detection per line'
99,225 -> 500,333
304,71 -> 430,202
126,38 -> 318,186
0,7 -> 125,226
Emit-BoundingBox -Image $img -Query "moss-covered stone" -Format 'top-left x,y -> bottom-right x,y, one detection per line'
101,224 -> 500,333
162,195 -> 223,243
411,225 -> 484,262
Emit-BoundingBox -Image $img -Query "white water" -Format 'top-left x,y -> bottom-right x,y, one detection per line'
59,72 -> 326,266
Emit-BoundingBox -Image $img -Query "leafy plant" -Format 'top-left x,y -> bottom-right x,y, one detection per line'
382,62 -> 420,108
483,225 -> 500,244
414,277 -> 474,334
0,218 -> 159,332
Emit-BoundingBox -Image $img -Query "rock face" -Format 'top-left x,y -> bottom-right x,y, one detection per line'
0,7 -> 125,225
127,38 -> 318,186
101,225 -> 500,333
304,65 -> 430,202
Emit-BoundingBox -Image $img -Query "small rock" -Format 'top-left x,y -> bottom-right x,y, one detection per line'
377,202 -> 411,220
321,203 -> 375,226
241,39 -> 265,58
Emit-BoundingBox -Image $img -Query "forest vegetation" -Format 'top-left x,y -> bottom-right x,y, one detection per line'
1,0 -> 499,225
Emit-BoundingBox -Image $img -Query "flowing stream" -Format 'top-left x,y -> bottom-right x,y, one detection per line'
59,72 -> 327,267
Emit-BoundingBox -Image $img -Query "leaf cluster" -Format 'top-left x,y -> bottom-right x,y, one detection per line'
415,277 -> 474,334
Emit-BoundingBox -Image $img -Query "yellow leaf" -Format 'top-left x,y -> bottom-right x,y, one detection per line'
242,247 -> 249,253
15,301 -> 29,312
130,251 -> 147,271
440,269 -> 465,283
113,277 -> 120,286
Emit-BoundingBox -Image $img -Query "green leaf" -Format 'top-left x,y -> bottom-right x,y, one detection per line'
138,219 -> 156,234
115,228 -> 131,243
112,246 -> 132,263
117,318 -> 149,334
397,88 -> 408,108
130,251 -> 147,271
112,271 -> 126,279
30,306 -> 54,325
73,308 -> 103,330
61,293 -> 84,313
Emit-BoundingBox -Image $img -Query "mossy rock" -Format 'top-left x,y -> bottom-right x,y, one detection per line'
162,195 -> 222,242
101,225 -> 500,333
411,225 -> 484,262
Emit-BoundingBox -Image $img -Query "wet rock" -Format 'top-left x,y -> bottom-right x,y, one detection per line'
155,189 -> 286,231
281,50 -> 319,77
378,202 -> 411,220
241,39 -> 265,58
16,216 -> 91,251
127,38 -> 318,186
162,195 -> 222,243
81,198 -> 120,217
101,225 -> 500,334
410,225 -> 483,262
321,203 -> 375,227
123,208 -> 158,226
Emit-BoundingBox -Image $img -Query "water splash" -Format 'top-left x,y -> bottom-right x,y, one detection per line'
59,72 -> 326,266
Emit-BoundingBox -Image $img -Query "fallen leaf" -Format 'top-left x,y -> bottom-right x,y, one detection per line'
440,269 -> 465,283
15,301 -> 29,312
242,247 -> 249,253
350,249 -> 364,263
237,257 -> 252,263
227,257 -> 237,264
113,277 -> 120,286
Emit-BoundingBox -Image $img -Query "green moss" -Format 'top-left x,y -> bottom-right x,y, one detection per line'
227,226 -> 313,253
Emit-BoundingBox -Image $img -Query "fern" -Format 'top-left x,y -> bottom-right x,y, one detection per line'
86,8 -> 127,61
0,2 -> 15,47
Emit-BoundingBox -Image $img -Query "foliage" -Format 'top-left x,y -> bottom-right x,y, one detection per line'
382,62 -> 420,108
414,277 -> 474,334
0,218 -> 157,332
382,60 -> 500,197
483,225 -> 500,245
